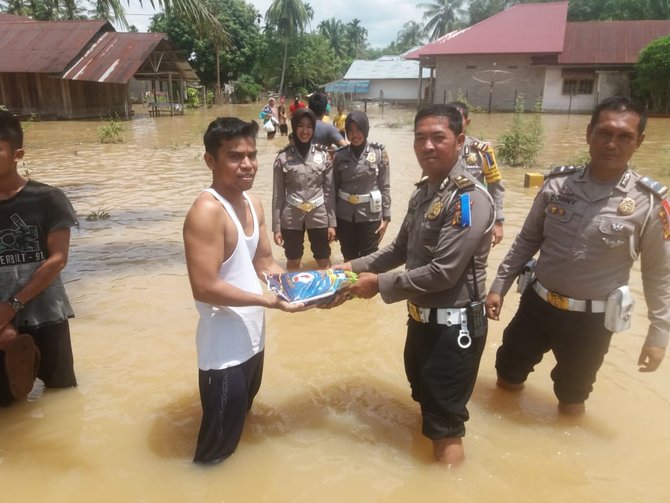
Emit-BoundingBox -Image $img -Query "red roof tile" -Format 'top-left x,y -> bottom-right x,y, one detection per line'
407,1 -> 568,58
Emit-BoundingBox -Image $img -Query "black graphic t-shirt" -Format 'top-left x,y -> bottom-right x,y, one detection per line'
0,180 -> 78,328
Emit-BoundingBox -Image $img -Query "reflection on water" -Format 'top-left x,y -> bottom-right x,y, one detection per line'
2,105 -> 669,502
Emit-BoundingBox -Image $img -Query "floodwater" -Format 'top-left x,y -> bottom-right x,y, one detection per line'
2,104 -> 669,503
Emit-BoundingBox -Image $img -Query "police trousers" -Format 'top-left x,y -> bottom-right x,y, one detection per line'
336,218 -> 380,261
495,288 -> 613,404
404,315 -> 486,439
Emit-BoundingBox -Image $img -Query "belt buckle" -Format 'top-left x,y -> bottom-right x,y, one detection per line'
298,202 -> 315,212
408,302 -> 422,323
547,291 -> 569,310
347,194 -> 360,204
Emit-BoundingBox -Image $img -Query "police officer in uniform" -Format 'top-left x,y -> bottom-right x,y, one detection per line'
448,101 -> 505,246
272,108 -> 336,270
486,96 -> 670,416
340,104 -> 495,465
333,111 -> 391,261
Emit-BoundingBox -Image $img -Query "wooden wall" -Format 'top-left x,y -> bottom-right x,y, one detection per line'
0,73 -> 128,119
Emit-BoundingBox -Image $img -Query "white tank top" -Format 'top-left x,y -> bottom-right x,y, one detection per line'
195,189 -> 265,370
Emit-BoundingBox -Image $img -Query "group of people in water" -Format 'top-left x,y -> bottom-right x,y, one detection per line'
2,93 -> 668,471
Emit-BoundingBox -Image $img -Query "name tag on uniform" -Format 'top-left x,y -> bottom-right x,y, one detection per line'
460,193 -> 471,228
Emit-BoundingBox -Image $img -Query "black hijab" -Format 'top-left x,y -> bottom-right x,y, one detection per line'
345,110 -> 370,158
290,108 -> 317,158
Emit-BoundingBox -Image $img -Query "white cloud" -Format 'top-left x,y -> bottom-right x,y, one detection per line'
121,0 -> 424,49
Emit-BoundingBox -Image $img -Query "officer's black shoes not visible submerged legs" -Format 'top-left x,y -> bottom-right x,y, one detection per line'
496,374 -> 525,391
558,402 -> 586,416
433,437 -> 465,467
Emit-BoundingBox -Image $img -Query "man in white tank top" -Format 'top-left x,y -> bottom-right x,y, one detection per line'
183,117 -> 305,465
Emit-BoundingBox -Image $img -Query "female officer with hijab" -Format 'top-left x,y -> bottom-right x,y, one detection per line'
332,111 -> 391,261
271,108 -> 336,270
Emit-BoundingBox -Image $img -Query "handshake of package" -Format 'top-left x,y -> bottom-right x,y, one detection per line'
265,269 -> 358,306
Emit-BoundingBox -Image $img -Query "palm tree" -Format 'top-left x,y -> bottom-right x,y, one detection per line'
345,18 -> 367,58
396,21 -> 426,51
318,17 -> 345,58
265,0 -> 310,96
419,0 -> 465,41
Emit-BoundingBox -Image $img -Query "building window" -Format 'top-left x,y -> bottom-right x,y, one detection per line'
562,78 -> 594,95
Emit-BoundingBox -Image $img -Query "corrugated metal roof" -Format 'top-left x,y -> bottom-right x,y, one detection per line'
407,2 -> 568,58
0,13 -> 34,22
63,32 -> 172,84
0,19 -> 111,73
559,21 -> 670,65
344,58 -> 431,80
0,19 -> 198,84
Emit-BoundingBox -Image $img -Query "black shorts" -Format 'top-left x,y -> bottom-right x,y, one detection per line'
404,313 -> 486,439
279,124 -> 288,134
336,218 -> 380,261
495,288 -> 613,404
193,351 -> 264,464
0,319 -> 77,406
281,227 -> 331,261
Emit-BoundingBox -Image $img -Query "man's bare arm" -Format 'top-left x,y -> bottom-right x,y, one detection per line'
184,194 -> 273,308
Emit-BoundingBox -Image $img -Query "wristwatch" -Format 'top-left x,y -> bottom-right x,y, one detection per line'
8,297 -> 24,313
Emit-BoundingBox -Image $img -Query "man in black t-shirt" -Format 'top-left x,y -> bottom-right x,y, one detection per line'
0,109 -> 79,405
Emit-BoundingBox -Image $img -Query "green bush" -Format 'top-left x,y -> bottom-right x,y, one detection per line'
233,74 -> 261,104
496,96 -> 543,167
97,119 -> 123,144
185,87 -> 201,109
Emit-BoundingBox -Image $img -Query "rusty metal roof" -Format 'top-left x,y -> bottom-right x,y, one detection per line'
0,19 -> 112,73
62,32 -> 193,84
559,21 -> 670,65
407,2 -> 568,59
0,19 -> 198,84
0,13 -> 34,22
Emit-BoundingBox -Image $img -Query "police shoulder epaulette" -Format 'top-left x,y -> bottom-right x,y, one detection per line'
545,165 -> 580,178
369,141 -> 385,150
637,175 -> 669,198
277,144 -> 292,154
333,144 -> 348,153
450,174 -> 475,191
415,175 -> 429,187
470,139 -> 490,152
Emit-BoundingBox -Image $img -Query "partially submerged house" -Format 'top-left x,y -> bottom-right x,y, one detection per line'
327,55 -> 432,103
406,2 -> 670,112
0,14 -> 198,119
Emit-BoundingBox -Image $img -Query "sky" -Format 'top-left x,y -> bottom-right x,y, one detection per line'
122,0 -> 424,49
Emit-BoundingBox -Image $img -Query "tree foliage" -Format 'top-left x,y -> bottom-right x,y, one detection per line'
419,0 -> 465,41
150,0 -> 262,89
635,35 -> 670,113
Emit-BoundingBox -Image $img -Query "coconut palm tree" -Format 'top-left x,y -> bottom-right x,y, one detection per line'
396,20 -> 426,51
318,17 -> 345,58
345,18 -> 367,58
265,0 -> 310,96
419,0 -> 465,41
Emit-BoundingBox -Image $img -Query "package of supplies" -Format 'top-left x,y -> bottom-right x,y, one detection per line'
264,269 -> 358,305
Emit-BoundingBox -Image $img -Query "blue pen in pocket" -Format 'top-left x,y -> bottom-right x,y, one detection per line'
460,193 -> 471,228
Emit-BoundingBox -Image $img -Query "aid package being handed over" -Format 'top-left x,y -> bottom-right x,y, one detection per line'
264,269 -> 358,305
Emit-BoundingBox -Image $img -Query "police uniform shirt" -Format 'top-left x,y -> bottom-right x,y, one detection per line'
350,162 -> 495,308
489,165 -> 670,347
333,141 -> 391,223
461,135 -> 505,222
271,144 -> 336,232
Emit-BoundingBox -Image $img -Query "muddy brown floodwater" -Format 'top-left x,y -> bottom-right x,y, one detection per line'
1,104 -> 669,502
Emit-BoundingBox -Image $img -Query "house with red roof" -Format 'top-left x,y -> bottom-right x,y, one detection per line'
406,2 -> 670,113
0,14 -> 198,119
